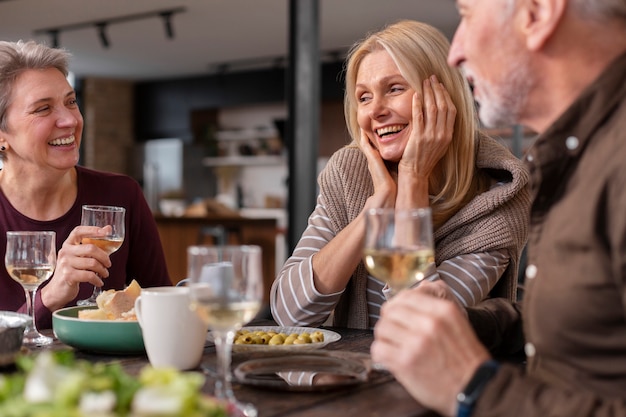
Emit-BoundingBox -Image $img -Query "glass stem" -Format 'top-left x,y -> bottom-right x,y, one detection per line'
24,288 -> 37,338
91,284 -> 101,298
213,329 -> 236,401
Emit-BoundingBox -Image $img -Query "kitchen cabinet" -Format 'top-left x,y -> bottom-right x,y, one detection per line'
154,215 -> 277,305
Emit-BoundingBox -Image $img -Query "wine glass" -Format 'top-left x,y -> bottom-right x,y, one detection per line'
363,208 -> 435,296
187,245 -> 263,417
5,231 -> 57,346
77,205 -> 126,306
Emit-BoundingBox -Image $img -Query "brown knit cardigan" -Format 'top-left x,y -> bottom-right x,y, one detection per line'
319,135 -> 531,329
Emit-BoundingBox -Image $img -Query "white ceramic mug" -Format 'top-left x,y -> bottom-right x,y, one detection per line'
134,286 -> 208,370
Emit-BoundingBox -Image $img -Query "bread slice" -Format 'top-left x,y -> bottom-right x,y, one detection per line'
77,308 -> 108,320
79,280 -> 142,321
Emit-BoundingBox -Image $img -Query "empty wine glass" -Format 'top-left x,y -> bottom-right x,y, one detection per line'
363,208 -> 435,296
187,245 -> 263,417
5,231 -> 56,346
77,205 -> 126,306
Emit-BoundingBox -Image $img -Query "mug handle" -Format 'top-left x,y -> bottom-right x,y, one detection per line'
176,278 -> 189,287
134,296 -> 144,326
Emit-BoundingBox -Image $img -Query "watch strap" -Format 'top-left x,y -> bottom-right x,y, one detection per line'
456,360 -> 500,417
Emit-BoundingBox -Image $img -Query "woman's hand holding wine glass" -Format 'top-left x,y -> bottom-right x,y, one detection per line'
364,208 -> 435,296
77,205 -> 125,306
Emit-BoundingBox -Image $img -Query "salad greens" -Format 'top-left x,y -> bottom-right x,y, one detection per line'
0,350 -> 230,417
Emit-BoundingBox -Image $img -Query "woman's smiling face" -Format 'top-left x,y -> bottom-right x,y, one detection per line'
355,49 -> 414,162
2,67 -> 82,171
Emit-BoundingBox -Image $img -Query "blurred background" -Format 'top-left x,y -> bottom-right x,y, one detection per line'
0,0 -> 533,287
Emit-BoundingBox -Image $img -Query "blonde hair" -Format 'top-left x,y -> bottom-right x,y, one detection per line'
343,20 -> 486,228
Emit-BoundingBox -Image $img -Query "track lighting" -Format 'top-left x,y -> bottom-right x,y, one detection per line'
33,7 -> 185,49
96,23 -> 109,48
48,29 -> 59,48
160,11 -> 175,39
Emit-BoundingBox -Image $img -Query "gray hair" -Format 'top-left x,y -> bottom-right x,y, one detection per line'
506,0 -> 626,20
0,40 -> 71,132
570,0 -> 626,20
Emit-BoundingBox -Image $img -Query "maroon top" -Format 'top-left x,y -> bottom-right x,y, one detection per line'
0,166 -> 171,329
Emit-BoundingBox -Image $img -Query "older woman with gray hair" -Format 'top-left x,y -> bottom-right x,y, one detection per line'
0,40 -> 170,330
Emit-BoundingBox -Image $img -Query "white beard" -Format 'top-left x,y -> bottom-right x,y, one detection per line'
476,54 -> 534,128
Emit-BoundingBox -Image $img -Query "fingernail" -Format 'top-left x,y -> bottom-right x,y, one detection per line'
430,75 -> 438,83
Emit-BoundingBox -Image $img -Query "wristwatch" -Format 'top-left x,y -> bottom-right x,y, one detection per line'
456,360 -> 500,417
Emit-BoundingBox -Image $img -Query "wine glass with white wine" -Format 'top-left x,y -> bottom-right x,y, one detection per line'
187,245 -> 263,417
363,208 -> 435,296
5,231 -> 56,346
77,205 -> 126,306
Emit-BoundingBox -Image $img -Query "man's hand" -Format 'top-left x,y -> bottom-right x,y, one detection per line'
371,290 -> 490,416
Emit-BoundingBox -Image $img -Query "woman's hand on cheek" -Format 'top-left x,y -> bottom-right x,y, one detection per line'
399,76 -> 456,179
359,130 -> 396,208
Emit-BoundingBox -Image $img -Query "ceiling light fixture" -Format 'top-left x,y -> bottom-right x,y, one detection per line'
48,29 -> 59,49
206,49 -> 349,75
33,6 -> 186,49
96,23 -> 109,49
160,11 -> 175,39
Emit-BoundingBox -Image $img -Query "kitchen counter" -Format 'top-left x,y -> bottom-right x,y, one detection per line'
154,214 -> 278,305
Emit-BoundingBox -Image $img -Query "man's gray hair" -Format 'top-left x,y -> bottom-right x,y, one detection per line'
571,0 -> 626,20
505,0 -> 626,20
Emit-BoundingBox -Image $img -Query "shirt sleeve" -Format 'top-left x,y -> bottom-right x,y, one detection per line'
380,250 -> 510,308
270,194 -> 344,327
123,179 -> 172,288
428,249 -> 510,307
476,363 -> 626,417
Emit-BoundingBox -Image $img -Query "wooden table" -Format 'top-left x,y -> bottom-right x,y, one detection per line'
22,324 -> 440,417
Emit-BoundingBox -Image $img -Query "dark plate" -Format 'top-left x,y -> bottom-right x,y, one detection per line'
233,351 -> 391,392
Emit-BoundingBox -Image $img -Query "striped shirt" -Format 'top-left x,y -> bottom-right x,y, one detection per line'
271,194 -> 509,329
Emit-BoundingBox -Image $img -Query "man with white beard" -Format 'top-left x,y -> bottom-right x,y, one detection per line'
371,1 -> 626,416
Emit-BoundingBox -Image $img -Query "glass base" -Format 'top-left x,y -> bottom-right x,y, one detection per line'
77,285 -> 101,306
76,296 -> 97,306
23,329 -> 54,347
231,400 -> 257,417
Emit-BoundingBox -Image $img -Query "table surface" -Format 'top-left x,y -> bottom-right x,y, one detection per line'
18,322 -> 441,417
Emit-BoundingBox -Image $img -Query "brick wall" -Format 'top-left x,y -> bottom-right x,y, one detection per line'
82,78 -> 134,175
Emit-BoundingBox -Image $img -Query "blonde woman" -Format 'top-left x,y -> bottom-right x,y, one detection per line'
270,20 -> 531,329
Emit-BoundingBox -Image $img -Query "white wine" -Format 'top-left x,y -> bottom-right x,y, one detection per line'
7,265 -> 54,291
363,248 -> 434,292
82,237 -> 123,255
191,299 -> 261,332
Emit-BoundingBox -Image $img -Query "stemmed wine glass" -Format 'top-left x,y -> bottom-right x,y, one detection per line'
5,231 -> 57,346
187,245 -> 263,417
77,205 -> 126,306
363,208 -> 435,296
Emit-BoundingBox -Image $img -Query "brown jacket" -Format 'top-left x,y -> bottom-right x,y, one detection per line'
472,51 -> 626,416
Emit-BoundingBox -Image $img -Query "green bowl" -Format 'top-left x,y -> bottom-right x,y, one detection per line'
53,306 -> 144,355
